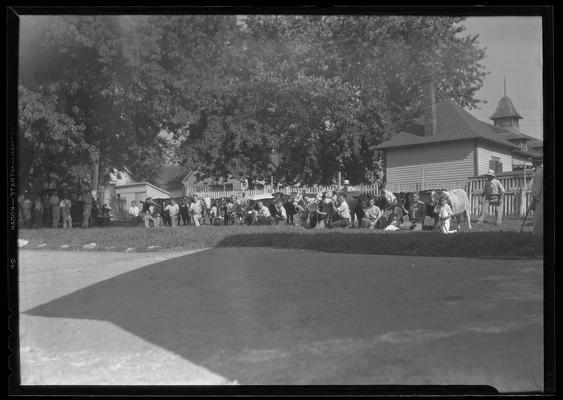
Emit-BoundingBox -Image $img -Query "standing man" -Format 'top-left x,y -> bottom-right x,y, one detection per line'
409,192 -> 427,231
22,195 -> 33,228
530,157 -> 543,236
166,199 -> 180,227
42,193 -> 51,227
81,189 -> 94,228
180,198 -> 190,226
190,194 -> 203,226
60,192 -> 73,229
477,169 -> 505,225
33,195 -> 44,228
49,190 -> 60,228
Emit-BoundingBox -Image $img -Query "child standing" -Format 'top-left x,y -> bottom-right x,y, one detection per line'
59,193 -> 72,229
439,197 -> 457,234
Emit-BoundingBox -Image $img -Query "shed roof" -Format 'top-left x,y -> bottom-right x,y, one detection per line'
115,181 -> 171,195
376,98 -> 521,150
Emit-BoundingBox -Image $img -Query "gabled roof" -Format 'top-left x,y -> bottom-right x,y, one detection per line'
115,181 -> 171,195
489,96 -> 523,120
527,139 -> 543,149
376,99 -> 521,150
122,167 -> 137,181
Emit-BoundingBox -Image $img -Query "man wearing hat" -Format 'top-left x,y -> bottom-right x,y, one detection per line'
477,169 -> 505,225
530,157 -> 543,236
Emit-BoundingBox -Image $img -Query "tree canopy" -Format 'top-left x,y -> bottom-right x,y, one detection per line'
18,14 -> 487,190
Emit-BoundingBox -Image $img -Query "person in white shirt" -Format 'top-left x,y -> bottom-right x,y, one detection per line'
329,194 -> 351,228
530,158 -> 543,236
59,194 -> 72,229
365,198 -> 382,229
275,201 -> 287,224
341,179 -> 357,192
439,196 -> 457,234
190,195 -> 203,226
128,201 -> 141,219
255,201 -> 273,225
209,200 -> 223,225
477,169 -> 506,225
165,199 -> 180,227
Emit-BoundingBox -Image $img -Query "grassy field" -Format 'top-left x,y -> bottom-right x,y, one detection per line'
17,216 -> 542,259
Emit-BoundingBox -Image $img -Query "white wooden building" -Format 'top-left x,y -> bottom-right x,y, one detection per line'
376,83 -> 542,192
115,182 -> 171,205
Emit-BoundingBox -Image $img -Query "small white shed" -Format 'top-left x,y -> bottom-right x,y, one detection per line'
115,182 -> 171,205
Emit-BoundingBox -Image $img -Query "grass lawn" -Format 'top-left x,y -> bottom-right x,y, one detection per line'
17,216 -> 542,259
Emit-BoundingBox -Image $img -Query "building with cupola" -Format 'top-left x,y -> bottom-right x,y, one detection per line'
376,80 -> 543,192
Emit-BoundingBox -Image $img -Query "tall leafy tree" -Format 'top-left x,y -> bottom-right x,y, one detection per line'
19,15 -> 488,190
18,15 -> 237,190
173,15 -> 487,185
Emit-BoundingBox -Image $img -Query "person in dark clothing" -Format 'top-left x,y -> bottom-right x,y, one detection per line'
159,200 -> 171,226
179,198 -> 190,225
42,193 -> 51,227
91,201 -> 99,227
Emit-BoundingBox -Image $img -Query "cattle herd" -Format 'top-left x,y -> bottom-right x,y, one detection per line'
147,188 -> 472,232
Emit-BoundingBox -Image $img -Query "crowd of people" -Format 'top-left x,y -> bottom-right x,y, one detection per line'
18,188 -> 115,229
129,194 -> 282,228
19,161 -> 543,235
128,184 -> 427,232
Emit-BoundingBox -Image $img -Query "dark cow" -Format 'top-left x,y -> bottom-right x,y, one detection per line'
415,191 -> 437,227
272,192 -> 297,225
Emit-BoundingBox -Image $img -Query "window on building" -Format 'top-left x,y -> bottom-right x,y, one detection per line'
489,156 -> 503,174
520,142 -> 528,151
224,183 -> 233,191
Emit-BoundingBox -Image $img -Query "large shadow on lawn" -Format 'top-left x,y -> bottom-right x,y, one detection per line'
216,231 -> 543,259
24,246 -> 543,385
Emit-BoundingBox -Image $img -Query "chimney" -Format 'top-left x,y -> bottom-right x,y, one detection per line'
422,78 -> 437,137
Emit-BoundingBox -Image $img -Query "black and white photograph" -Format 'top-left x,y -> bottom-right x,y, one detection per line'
8,6 -> 553,396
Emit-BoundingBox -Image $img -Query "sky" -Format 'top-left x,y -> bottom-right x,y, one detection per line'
461,17 -> 543,139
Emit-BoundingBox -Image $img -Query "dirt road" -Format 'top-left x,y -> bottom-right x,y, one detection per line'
17,248 -> 543,391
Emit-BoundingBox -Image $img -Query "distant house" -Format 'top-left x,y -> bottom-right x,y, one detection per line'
376,81 -> 542,191
182,170 -> 243,194
96,167 -> 137,205
115,182 -> 171,204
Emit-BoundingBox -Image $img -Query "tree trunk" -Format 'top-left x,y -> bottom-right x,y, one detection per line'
92,154 -> 99,197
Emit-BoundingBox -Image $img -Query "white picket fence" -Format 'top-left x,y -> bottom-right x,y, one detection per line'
187,175 -> 535,217
187,184 -> 382,199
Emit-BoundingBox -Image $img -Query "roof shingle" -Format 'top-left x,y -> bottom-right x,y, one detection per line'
489,96 -> 523,120
376,99 -> 521,150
